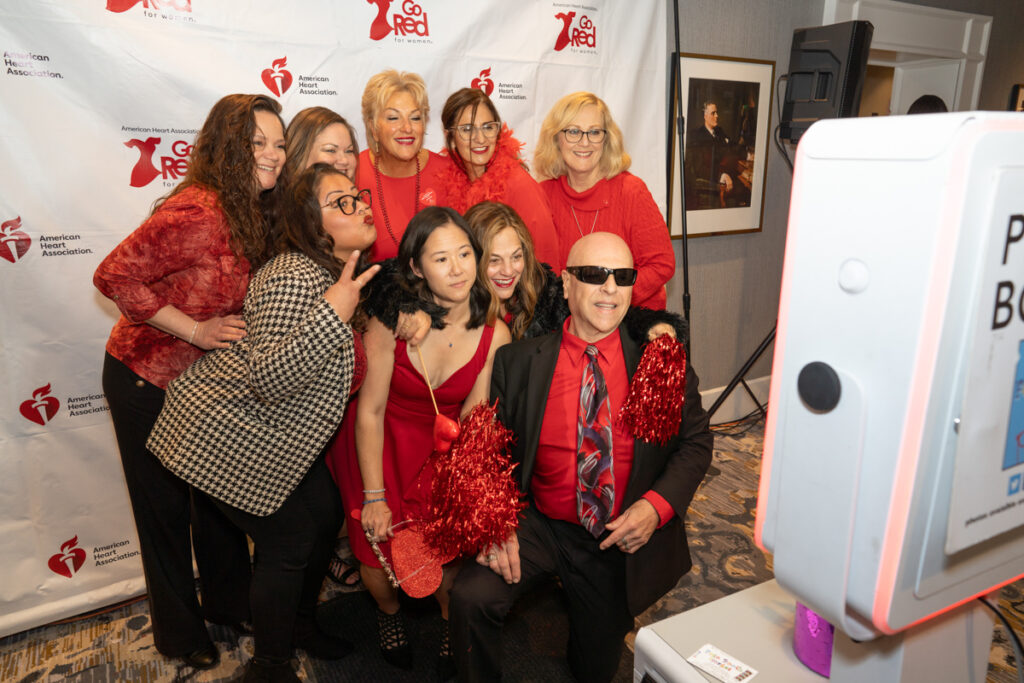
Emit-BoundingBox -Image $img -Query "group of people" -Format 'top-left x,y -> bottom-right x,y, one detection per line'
93,69 -> 711,683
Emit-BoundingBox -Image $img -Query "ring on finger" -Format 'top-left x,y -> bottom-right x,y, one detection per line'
486,553 -> 497,562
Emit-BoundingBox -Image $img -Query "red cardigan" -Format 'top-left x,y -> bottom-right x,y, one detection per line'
94,185 -> 250,389
541,173 -> 675,309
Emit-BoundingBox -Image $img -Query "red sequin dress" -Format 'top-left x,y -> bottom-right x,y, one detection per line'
328,324 -> 495,567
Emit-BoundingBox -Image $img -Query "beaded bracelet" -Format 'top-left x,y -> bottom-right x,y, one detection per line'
187,320 -> 199,345
363,497 -> 386,505
362,488 -> 385,494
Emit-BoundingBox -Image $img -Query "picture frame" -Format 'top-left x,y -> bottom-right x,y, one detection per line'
668,53 -> 774,238
1009,84 -> 1024,112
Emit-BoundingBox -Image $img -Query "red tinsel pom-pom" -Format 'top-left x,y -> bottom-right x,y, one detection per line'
618,334 -> 687,445
421,401 -> 525,559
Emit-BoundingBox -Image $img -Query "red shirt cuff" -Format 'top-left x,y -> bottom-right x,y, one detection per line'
641,491 -> 675,528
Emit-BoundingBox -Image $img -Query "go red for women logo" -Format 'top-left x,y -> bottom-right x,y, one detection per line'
471,68 -> 494,96
125,137 -> 192,187
554,11 -> 597,51
20,384 -> 61,425
106,0 -> 191,13
49,536 -> 87,578
0,216 -> 32,263
368,0 -> 429,40
262,57 -> 293,97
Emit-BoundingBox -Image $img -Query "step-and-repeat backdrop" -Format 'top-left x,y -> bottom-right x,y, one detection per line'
0,0 -> 666,637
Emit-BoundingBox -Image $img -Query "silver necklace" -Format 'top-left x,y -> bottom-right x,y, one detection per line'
571,206 -> 600,238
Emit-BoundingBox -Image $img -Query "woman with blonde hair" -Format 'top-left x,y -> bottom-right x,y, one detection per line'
535,91 -> 675,308
285,106 -> 360,181
356,69 -> 447,260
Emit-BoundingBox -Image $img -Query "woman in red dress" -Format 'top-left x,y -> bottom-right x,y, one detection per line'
437,88 -> 559,268
534,91 -> 676,309
329,207 -> 509,674
356,70 -> 447,260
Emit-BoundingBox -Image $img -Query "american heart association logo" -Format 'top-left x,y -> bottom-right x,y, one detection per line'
0,216 -> 32,264
20,383 -> 60,425
48,536 -> 87,578
261,57 -> 293,97
471,68 -> 494,96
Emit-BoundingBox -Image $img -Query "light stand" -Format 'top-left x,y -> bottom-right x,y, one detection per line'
669,0 -> 692,360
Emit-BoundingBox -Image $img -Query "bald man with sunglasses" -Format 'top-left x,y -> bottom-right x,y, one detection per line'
449,233 -> 713,682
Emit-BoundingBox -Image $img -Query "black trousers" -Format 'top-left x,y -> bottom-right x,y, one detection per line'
449,505 -> 633,683
213,456 -> 342,660
102,353 -> 252,656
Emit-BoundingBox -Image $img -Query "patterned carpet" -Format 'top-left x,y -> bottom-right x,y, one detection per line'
1,417 -> 1021,682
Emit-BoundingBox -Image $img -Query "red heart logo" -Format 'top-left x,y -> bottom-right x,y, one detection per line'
20,384 -> 59,425
48,536 -> 86,578
0,216 -> 32,263
261,57 -> 292,97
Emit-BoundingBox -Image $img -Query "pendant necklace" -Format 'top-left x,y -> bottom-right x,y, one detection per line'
571,205 -> 600,238
374,150 -> 421,249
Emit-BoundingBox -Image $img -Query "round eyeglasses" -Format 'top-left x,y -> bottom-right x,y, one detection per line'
322,189 -> 371,215
561,127 -> 607,144
449,121 -> 501,142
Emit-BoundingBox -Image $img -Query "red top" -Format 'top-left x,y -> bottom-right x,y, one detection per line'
93,185 -> 250,389
436,128 -> 560,269
533,319 -> 673,527
355,149 -> 447,261
541,173 -> 675,309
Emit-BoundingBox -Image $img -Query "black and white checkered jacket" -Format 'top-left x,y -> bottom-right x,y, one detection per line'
148,251 -> 355,516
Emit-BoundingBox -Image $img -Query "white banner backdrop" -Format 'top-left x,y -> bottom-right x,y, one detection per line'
0,0 -> 666,638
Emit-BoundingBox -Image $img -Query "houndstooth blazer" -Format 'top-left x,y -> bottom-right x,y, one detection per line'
147,251 -> 355,516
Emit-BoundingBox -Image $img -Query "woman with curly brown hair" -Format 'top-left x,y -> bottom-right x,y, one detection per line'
94,93 -> 287,671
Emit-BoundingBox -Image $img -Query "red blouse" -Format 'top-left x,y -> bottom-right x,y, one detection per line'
355,149 -> 447,261
541,173 -> 675,309
93,185 -> 250,389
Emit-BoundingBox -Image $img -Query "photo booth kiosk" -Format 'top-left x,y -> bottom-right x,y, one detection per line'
635,111 -> 1024,682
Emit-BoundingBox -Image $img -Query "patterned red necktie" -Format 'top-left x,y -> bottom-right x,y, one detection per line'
577,345 -> 615,536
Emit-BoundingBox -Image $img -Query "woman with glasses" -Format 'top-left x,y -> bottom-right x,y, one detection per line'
437,88 -> 559,268
535,92 -> 675,309
356,69 -> 447,261
148,164 -> 380,682
94,93 -> 286,672
285,106 -> 360,181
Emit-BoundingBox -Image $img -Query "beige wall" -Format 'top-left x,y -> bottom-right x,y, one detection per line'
663,0 -> 1024,395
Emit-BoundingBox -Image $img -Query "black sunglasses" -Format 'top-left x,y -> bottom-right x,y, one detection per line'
566,265 -> 638,286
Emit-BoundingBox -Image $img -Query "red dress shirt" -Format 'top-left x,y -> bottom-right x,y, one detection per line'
532,319 -> 673,527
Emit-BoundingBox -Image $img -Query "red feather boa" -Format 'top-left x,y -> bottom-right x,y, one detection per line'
438,126 -> 529,213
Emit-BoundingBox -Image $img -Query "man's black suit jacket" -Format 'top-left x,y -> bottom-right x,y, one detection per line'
490,323 -> 713,615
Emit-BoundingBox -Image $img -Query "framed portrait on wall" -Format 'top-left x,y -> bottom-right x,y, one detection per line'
669,53 -> 774,237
